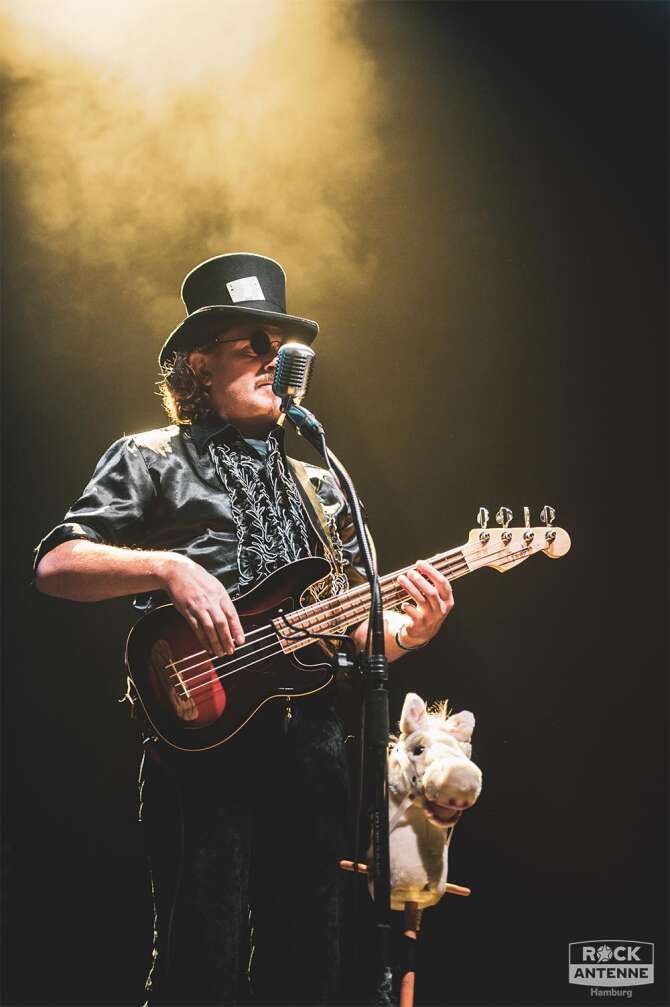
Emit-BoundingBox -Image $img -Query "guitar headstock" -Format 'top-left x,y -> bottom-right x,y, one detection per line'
468,505 -> 571,572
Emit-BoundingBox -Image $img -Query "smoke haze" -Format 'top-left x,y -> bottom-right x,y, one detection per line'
1,0 -> 383,337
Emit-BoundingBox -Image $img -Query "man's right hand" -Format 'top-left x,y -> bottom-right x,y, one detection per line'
36,540 -> 245,658
160,553 -> 245,658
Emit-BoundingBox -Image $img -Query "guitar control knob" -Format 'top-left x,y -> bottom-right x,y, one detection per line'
496,506 -> 513,529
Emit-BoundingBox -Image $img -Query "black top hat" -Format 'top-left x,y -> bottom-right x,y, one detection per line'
158,253 -> 319,366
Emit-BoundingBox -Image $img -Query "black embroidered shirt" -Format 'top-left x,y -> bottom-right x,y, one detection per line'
33,420 -> 365,607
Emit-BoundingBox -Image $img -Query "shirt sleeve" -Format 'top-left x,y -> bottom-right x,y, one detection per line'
33,436 -> 157,572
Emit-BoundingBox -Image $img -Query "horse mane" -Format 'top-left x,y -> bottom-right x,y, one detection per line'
393,698 -> 453,741
427,698 -> 452,721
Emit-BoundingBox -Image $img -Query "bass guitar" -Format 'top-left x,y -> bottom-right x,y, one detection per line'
125,513 -> 570,751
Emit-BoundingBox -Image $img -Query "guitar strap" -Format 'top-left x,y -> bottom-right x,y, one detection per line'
287,457 -> 341,568
288,457 -> 376,585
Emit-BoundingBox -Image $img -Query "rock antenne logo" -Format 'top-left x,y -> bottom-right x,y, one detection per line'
568,940 -> 654,988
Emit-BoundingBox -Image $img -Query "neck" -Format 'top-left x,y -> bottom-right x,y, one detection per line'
219,414 -> 277,439
237,422 -> 273,438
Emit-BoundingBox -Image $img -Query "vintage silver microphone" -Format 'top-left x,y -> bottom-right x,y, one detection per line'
272,342 -> 323,442
272,341 -> 315,410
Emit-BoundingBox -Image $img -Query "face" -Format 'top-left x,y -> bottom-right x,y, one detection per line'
188,322 -> 285,437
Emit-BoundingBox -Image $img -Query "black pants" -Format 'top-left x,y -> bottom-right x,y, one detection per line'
140,699 -> 350,1006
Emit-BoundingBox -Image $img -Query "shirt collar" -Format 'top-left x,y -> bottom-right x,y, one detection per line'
188,417 -> 285,456
188,417 -> 234,454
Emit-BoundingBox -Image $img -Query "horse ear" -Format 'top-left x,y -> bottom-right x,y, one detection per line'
400,693 -> 430,735
444,710 -> 475,743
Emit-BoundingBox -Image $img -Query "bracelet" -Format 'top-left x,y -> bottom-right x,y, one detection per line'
395,629 -> 428,653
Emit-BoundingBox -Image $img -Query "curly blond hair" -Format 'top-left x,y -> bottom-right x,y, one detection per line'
157,342 -> 218,425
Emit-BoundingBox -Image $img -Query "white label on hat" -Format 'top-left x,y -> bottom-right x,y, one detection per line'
226,276 -> 265,303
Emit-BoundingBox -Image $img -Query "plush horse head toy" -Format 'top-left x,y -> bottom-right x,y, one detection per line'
384,692 -> 482,909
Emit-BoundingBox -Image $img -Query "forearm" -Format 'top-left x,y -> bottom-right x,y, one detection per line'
349,559 -> 454,660
350,609 -> 414,663
35,539 -> 180,602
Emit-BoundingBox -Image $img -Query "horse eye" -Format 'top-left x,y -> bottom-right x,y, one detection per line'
412,746 -> 424,756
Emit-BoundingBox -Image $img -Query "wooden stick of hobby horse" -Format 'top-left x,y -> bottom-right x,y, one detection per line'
400,901 -> 422,1007
338,861 -> 472,1006
338,860 -> 472,897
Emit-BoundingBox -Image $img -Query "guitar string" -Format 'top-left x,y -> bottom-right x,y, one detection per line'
166,559 -> 469,696
166,606 -> 343,680
179,557 -> 492,702
167,542 -> 539,699
165,533 -> 523,681
165,549 -> 472,690
164,555 -> 460,674
165,548 -> 468,686
270,533 -> 549,635
166,541 -> 537,695
165,620 -> 285,672
173,644 -> 298,692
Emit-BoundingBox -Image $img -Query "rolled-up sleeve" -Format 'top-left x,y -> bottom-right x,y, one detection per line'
33,436 -> 157,572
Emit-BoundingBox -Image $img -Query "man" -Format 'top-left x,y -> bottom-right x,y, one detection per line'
34,253 -> 453,1006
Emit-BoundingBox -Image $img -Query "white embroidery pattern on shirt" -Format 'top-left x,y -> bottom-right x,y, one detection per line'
209,432 -> 312,589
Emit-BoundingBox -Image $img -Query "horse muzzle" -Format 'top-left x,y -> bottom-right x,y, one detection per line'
422,759 -> 482,820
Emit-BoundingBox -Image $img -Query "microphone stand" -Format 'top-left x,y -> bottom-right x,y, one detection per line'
282,401 -> 394,1006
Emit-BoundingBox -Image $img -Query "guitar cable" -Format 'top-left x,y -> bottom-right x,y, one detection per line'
275,610 -> 358,655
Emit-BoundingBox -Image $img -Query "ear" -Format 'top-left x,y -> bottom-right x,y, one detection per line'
188,350 -> 212,386
400,693 -> 430,736
444,710 -> 475,743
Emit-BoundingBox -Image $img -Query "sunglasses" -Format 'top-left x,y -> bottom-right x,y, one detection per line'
248,330 -> 283,357
207,330 -> 283,358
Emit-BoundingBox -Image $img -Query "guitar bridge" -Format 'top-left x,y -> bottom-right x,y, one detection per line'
170,666 -> 192,699
151,639 -> 199,722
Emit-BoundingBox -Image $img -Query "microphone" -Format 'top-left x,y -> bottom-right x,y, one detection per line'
272,342 -> 323,444
272,342 -> 315,406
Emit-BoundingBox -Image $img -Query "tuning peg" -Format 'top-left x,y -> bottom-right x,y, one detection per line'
477,506 -> 490,544
496,506 -> 512,529
523,506 -> 531,528
540,504 -> 557,543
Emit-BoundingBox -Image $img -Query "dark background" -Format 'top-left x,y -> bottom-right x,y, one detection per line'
2,2 -> 668,1005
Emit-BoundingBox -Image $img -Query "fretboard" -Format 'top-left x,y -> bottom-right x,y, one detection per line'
272,540 -> 508,653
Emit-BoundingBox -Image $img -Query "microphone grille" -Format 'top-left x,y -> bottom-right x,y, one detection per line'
273,342 -> 315,399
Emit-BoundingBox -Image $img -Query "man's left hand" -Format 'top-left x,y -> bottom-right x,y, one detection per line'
396,559 -> 454,647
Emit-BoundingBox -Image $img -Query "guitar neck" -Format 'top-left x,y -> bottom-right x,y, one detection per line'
276,542 -> 485,652
275,517 -> 574,652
